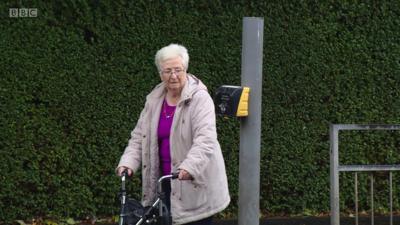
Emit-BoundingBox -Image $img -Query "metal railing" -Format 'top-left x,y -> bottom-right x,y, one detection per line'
330,124 -> 400,225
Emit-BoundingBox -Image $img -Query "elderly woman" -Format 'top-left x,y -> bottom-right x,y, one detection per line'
116,44 -> 230,225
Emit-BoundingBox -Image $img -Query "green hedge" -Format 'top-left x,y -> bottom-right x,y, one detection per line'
1,0 -> 400,222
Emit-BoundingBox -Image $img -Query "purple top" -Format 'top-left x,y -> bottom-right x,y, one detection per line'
157,100 -> 176,175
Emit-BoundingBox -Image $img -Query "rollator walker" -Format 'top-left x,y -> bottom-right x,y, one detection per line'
118,171 -> 178,225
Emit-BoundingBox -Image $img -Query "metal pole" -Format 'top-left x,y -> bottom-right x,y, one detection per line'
370,174 -> 374,225
355,172 -> 358,225
389,172 -> 393,225
330,124 -> 340,225
239,17 -> 264,225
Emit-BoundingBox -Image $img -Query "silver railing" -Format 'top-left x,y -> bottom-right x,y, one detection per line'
330,124 -> 400,225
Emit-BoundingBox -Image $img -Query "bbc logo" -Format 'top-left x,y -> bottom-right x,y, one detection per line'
9,8 -> 38,18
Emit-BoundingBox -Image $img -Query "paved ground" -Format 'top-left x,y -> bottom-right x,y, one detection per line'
213,216 -> 399,225
100,216 -> 399,225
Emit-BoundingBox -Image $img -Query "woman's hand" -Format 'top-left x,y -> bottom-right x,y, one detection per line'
117,166 -> 133,177
178,169 -> 193,180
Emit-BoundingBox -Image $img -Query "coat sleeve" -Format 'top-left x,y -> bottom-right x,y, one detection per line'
116,102 -> 148,173
178,90 -> 218,181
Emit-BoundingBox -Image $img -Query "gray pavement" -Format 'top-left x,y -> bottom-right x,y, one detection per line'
99,216 -> 399,225
214,216 -> 399,225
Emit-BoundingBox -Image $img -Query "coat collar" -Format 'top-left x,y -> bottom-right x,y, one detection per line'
146,74 -> 207,106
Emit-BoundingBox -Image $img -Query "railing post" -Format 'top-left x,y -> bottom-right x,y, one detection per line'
330,124 -> 340,225
370,174 -> 374,225
389,172 -> 393,225
355,172 -> 358,225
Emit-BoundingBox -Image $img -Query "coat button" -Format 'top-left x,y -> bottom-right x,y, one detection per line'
143,165 -> 147,168
143,135 -> 146,138
172,192 -> 175,196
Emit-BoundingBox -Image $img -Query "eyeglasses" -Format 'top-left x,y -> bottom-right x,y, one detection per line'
160,68 -> 185,77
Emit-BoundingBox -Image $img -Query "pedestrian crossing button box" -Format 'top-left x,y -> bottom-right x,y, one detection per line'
214,85 -> 250,117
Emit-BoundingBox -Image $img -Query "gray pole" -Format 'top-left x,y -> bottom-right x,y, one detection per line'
239,17 -> 264,225
330,124 -> 340,225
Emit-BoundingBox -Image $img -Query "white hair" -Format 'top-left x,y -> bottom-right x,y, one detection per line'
155,43 -> 189,72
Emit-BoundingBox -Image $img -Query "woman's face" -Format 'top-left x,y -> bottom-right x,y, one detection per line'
160,57 -> 187,93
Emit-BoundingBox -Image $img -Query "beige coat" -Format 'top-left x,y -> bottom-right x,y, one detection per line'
117,74 -> 230,224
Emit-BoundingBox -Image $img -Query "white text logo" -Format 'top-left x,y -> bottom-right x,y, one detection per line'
9,8 -> 38,18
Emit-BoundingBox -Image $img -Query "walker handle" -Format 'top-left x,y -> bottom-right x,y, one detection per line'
171,172 -> 179,179
158,172 -> 180,184
121,170 -> 128,178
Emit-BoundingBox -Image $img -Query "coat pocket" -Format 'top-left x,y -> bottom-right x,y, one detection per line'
179,181 -> 207,211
